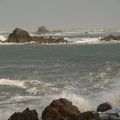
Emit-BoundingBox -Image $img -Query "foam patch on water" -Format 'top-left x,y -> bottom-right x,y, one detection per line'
0,79 -> 25,88
68,37 -> 101,44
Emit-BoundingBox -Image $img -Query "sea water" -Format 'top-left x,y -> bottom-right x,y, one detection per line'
0,33 -> 120,119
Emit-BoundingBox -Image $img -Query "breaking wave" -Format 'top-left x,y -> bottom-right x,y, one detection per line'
0,35 -> 7,41
0,79 -> 58,95
67,37 -> 102,44
56,90 -> 91,112
0,79 -> 25,88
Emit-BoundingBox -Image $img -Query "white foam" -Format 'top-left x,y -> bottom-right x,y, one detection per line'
0,79 -> 25,88
0,78 -> 58,95
0,35 -> 7,41
26,87 -> 40,95
0,95 -> 42,104
69,37 -> 101,44
0,43 -> 30,45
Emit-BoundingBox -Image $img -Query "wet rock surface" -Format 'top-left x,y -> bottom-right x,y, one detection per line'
41,98 -> 81,120
97,102 -> 112,113
8,107 -> 39,120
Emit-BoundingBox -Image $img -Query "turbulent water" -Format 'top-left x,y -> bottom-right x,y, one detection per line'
1,31 -> 120,119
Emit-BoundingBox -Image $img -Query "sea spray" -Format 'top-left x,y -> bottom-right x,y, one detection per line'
101,89 -> 120,108
55,90 -> 91,112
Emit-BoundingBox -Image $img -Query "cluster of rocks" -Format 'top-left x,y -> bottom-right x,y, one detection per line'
8,108 -> 39,120
101,35 -> 120,41
8,98 -> 120,120
3,28 -> 68,44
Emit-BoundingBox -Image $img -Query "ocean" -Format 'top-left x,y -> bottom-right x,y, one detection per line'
0,31 -> 120,119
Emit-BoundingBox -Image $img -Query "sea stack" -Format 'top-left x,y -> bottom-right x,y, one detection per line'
36,26 -> 50,34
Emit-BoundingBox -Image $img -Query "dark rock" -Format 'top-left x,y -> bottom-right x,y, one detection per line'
6,28 -> 68,44
97,102 -> 112,113
7,28 -> 32,43
76,111 -> 101,120
101,35 -> 120,41
32,36 -> 68,44
8,107 -> 39,120
36,26 -> 50,34
41,98 -> 80,120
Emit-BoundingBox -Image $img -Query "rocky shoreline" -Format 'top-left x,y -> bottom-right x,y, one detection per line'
8,98 -> 120,120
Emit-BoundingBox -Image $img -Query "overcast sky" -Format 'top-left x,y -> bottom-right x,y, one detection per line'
0,0 -> 120,32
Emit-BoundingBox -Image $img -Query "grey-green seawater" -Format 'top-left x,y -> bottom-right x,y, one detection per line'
0,43 -> 120,119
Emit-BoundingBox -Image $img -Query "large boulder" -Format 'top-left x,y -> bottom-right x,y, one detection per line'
7,28 -> 32,43
8,107 -> 39,120
36,26 -> 50,34
41,98 -> 81,120
97,102 -> 112,113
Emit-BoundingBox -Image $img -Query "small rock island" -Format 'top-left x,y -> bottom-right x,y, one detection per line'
3,28 -> 68,44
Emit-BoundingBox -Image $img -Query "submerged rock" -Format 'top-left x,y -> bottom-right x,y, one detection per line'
97,102 -> 112,113
7,28 -> 32,43
8,107 -> 39,120
41,98 -> 80,120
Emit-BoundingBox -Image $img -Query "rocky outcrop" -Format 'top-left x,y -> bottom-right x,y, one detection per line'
33,37 -> 68,44
36,26 -> 50,34
101,35 -> 120,41
6,28 -> 68,44
7,98 -> 120,120
7,28 -> 32,43
41,98 -> 81,120
8,107 -> 39,120
97,102 -> 112,113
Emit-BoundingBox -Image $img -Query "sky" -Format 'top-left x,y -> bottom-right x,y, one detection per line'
0,0 -> 120,32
